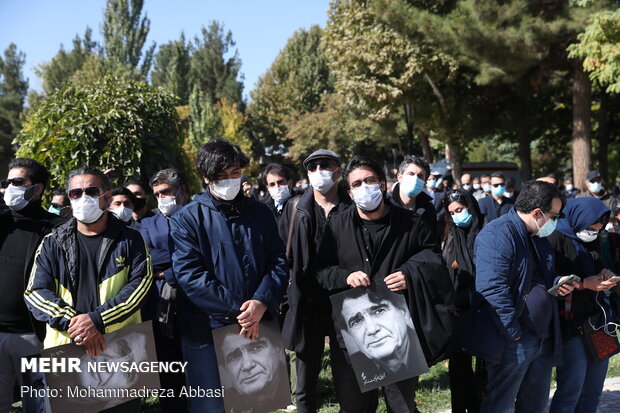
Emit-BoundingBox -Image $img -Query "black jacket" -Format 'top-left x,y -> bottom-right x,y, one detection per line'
280,185 -> 352,352
387,183 -> 437,228
316,203 -> 455,364
0,202 -> 66,340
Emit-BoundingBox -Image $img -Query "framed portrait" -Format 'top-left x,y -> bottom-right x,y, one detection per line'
330,283 -> 428,392
212,320 -> 290,413
41,321 -> 160,413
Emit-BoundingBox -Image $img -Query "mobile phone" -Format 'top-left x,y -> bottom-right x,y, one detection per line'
607,275 -> 620,284
547,274 -> 580,296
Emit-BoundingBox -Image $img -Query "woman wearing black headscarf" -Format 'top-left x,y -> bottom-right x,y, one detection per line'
548,197 -> 617,413
442,188 -> 485,413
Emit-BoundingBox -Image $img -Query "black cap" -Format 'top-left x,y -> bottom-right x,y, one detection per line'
586,170 -> 601,181
303,149 -> 340,169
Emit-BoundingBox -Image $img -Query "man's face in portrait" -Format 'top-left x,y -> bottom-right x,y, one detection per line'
221,333 -> 282,396
341,294 -> 409,362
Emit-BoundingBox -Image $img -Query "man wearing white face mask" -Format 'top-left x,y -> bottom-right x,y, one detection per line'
316,156 -> 446,413
169,138 -> 289,413
578,171 -> 619,229
108,186 -> 138,229
139,168 -> 189,412
0,158 -> 66,413
388,155 -> 437,228
25,166 -> 153,413
262,163 -> 299,224
281,148 -> 354,413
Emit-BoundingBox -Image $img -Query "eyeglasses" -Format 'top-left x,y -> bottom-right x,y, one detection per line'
50,203 -> 68,210
68,186 -> 103,200
307,160 -> 335,172
1,177 -> 28,188
350,176 -> 380,189
491,183 -> 505,188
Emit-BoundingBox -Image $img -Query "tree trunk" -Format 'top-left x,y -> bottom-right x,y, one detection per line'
516,124 -> 532,181
597,92 -> 609,183
572,60 -> 592,192
404,103 -> 414,155
447,137 -> 463,186
418,128 -> 433,163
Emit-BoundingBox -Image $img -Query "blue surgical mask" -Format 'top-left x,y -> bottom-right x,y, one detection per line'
48,205 -> 61,215
535,212 -> 557,237
492,185 -> 505,197
482,183 -> 490,193
452,209 -> 473,228
427,179 -> 436,189
400,175 -> 424,197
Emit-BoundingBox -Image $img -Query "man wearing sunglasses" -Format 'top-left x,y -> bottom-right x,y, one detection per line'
470,181 -> 577,413
281,148 -> 353,413
169,138 -> 288,412
477,171 -> 515,225
0,158 -> 66,413
25,166 -> 153,412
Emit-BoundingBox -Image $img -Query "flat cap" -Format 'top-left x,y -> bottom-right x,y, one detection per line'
586,170 -> 601,181
303,149 -> 340,169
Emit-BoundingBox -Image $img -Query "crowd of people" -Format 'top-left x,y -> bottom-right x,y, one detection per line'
2,138 -> 620,413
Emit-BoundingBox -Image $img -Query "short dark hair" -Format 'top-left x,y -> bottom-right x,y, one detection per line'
343,156 -> 386,190
332,285 -> 407,331
515,181 -> 565,214
490,172 -> 505,180
67,166 -> 111,191
124,179 -> 149,194
110,186 -> 137,207
8,158 -> 50,190
263,163 -> 292,182
52,189 -> 70,206
149,168 -> 186,190
196,138 -> 249,181
398,155 -> 430,180
480,174 -> 490,179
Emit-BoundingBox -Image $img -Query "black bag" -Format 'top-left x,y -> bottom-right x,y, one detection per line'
581,317 -> 620,362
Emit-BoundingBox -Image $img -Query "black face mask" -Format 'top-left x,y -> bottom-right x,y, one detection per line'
133,197 -> 147,211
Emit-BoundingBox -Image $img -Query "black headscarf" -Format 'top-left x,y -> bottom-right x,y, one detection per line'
442,188 -> 484,302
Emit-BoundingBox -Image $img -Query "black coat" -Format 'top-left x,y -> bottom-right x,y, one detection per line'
477,195 -> 514,225
387,183 -> 437,229
280,186 -> 352,352
316,203 -> 456,364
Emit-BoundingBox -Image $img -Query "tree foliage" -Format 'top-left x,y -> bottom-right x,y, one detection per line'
190,22 -> 243,106
0,43 -> 28,172
151,34 -> 192,104
15,75 -> 190,190
102,0 -> 155,78
568,8 -> 620,94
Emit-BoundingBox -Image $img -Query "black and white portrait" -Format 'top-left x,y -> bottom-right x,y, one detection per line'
42,321 -> 160,413
212,320 -> 290,413
330,284 -> 428,392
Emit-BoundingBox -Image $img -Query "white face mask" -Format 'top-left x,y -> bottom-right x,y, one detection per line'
351,183 -> 383,212
158,196 -> 180,216
308,170 -> 335,194
4,184 -> 33,211
588,182 -> 602,194
71,195 -> 105,224
462,184 -> 472,191
268,185 -> 291,204
111,206 -> 133,222
473,183 -> 481,190
576,228 -> 599,243
211,178 -> 241,201
482,183 -> 491,193
565,184 -> 574,191
504,191 -> 514,198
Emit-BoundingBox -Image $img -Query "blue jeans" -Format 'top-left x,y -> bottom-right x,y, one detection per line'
550,336 -> 608,413
481,331 -> 554,413
180,336 -> 224,413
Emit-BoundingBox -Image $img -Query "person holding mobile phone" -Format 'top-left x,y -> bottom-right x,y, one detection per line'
548,197 -> 615,413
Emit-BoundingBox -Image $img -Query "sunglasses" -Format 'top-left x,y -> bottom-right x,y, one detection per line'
543,210 -> 565,222
307,160 -> 334,172
1,177 -> 29,188
446,190 -> 465,204
491,183 -> 505,188
50,203 -> 69,210
68,186 -> 103,200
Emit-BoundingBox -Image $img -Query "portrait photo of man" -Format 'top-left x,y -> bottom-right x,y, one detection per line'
213,320 -> 290,413
330,284 -> 428,392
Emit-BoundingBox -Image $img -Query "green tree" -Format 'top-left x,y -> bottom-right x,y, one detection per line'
15,75 -> 191,191
0,43 -> 28,173
190,21 -> 243,106
35,27 -> 98,95
248,25 -> 332,153
151,33 -> 192,104
102,0 -> 155,78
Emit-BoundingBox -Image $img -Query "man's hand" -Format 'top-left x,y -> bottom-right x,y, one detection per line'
239,323 -> 260,341
385,271 -> 407,291
582,270 -> 617,292
68,314 -> 100,342
80,331 -> 106,357
347,271 -> 371,288
237,300 -> 267,329
557,275 -> 579,296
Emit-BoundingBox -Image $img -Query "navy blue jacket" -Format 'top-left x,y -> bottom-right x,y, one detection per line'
141,212 -> 176,289
169,190 -> 289,343
477,195 -> 514,225
468,209 -> 562,364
